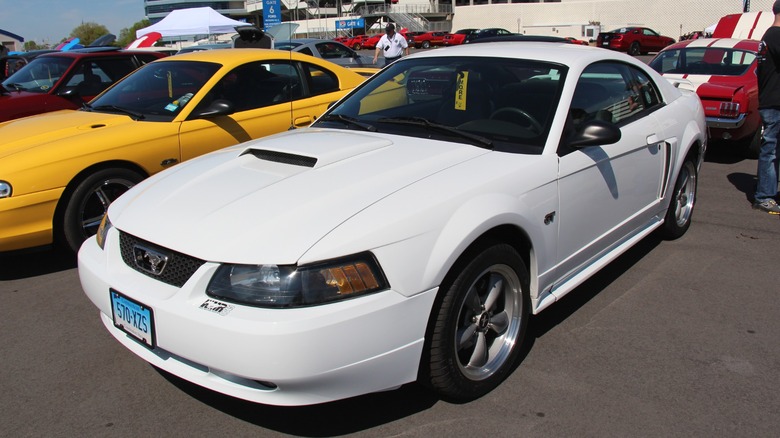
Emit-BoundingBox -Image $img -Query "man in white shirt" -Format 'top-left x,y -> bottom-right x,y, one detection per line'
373,23 -> 409,67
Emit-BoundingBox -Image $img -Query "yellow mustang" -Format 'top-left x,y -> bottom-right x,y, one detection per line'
0,49 -> 367,253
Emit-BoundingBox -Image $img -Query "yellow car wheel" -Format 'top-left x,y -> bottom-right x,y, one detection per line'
61,168 -> 144,253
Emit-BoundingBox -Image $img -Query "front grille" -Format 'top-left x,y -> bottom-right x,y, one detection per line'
119,232 -> 206,287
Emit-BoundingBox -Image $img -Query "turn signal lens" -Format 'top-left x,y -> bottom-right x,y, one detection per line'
0,181 -> 11,198
96,214 -> 112,250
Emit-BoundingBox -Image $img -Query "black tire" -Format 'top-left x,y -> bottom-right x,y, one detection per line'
422,40 -> 431,49
422,243 -> 529,402
658,158 -> 697,240
61,168 -> 144,253
629,42 -> 640,56
354,43 -> 362,50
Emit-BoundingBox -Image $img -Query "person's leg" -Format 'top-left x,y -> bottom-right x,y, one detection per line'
754,108 -> 780,213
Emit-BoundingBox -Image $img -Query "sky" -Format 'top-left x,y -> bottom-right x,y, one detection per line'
0,0 -> 146,45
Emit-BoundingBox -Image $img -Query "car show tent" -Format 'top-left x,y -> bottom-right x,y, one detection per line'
135,7 -> 247,38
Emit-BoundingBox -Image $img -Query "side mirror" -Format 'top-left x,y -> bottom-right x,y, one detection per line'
189,99 -> 234,119
57,87 -> 82,100
566,120 -> 621,149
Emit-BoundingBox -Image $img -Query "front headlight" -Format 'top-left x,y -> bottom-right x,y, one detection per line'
96,214 -> 112,250
206,252 -> 388,308
0,181 -> 11,198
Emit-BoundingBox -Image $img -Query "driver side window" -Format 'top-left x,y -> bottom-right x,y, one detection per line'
570,62 -> 661,130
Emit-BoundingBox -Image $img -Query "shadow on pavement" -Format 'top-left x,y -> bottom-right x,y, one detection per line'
156,368 -> 439,436
0,246 -> 76,280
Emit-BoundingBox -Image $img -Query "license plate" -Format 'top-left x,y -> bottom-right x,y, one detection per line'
602,42 -> 609,46
110,289 -> 155,348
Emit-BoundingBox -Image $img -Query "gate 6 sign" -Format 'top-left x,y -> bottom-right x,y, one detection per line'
263,0 -> 282,29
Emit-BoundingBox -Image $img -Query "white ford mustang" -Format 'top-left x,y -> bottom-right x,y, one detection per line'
79,41 -> 706,406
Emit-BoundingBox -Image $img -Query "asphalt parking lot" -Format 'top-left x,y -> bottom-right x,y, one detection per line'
2,141 -> 779,437
2,51 -> 780,436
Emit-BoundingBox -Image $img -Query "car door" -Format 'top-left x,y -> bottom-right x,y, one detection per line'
642,28 -> 662,52
554,61 -> 669,291
177,60 -> 342,161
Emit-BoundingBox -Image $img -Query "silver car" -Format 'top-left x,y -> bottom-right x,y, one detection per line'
275,38 -> 375,67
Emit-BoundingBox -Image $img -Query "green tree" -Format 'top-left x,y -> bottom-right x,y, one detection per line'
24,40 -> 46,51
117,19 -> 152,48
70,22 -> 111,46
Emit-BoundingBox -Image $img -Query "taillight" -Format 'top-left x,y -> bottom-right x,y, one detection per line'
720,102 -> 740,118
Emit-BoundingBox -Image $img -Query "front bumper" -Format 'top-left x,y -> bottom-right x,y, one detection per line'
0,188 -> 62,252
78,231 -> 438,406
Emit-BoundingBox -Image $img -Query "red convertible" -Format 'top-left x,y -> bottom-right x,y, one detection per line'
649,38 -> 761,156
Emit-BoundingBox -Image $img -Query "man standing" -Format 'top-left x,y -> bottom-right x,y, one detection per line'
754,0 -> 780,214
373,23 -> 409,67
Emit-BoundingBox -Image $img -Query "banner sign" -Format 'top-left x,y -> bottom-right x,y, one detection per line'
263,0 -> 282,29
336,18 -> 365,30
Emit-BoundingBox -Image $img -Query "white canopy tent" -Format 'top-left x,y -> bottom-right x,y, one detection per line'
136,7 -> 248,38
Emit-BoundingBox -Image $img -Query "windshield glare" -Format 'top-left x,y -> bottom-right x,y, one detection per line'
316,56 -> 566,153
2,57 -> 72,93
89,60 -> 221,121
649,47 -> 756,76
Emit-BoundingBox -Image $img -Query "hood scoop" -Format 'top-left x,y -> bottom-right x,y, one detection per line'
241,148 -> 317,168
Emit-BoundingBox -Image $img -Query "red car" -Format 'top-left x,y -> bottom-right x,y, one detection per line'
649,38 -> 761,156
361,34 -> 382,50
0,48 -> 165,122
413,31 -> 449,49
343,35 -> 371,50
597,27 -> 675,55
565,37 -> 590,46
442,29 -> 477,46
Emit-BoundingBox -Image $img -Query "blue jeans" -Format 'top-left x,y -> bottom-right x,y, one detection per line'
756,109 -> 780,202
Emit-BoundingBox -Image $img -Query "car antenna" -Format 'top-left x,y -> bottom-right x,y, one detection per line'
288,43 -> 296,131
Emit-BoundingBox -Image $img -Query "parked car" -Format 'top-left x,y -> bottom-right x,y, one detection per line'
0,49 -> 58,80
649,37 -> 761,156
274,39 -> 375,67
464,28 -> 514,43
443,28 -> 477,46
79,41 -> 706,407
343,34 -> 371,50
413,31 -> 449,49
565,36 -> 590,46
0,49 -> 366,253
597,27 -> 675,55
176,43 -> 232,54
0,48 -> 165,122
356,34 -> 382,50
399,29 -> 418,46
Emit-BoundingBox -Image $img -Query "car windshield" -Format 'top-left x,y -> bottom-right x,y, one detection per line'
87,60 -> 221,122
649,47 -> 756,76
315,56 -> 566,154
2,57 -> 72,93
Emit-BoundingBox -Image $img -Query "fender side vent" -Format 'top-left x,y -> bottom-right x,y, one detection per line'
242,149 -> 317,168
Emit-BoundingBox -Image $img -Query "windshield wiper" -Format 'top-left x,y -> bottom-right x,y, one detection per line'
319,114 -> 376,132
4,83 -> 24,92
91,105 -> 145,120
377,116 -> 493,149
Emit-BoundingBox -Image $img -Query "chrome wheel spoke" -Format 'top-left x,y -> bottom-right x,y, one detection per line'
466,285 -> 482,313
483,273 -> 503,311
457,323 -> 477,350
488,310 -> 509,335
468,331 -> 488,368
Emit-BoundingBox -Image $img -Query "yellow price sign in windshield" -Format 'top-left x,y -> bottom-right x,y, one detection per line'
454,71 -> 469,111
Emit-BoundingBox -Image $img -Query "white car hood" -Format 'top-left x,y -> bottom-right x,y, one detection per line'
112,129 -> 489,264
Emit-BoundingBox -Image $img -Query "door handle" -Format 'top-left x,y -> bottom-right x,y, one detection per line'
646,133 -> 659,144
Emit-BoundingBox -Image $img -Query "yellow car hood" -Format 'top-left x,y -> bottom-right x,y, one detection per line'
0,110 -> 133,160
